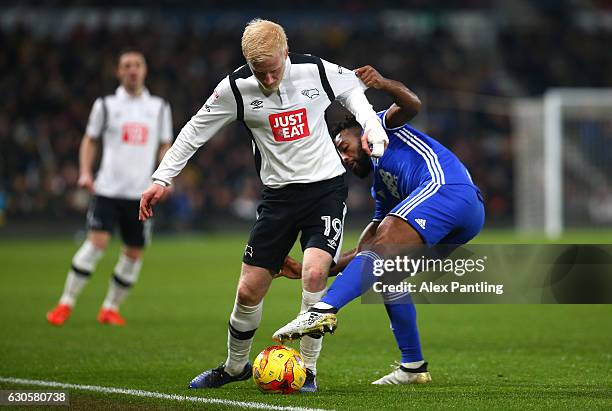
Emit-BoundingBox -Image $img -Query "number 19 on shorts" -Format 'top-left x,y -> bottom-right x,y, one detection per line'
321,215 -> 343,249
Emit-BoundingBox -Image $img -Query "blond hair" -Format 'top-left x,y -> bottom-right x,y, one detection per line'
241,18 -> 288,63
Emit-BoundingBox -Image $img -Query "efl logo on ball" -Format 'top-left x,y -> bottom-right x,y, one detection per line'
269,108 -> 310,142
121,123 -> 148,145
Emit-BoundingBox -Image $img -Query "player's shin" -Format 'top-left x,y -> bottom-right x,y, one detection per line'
313,251 -> 382,311
299,288 -> 326,374
384,293 -> 424,368
225,300 -> 263,376
102,254 -> 142,311
59,240 -> 104,306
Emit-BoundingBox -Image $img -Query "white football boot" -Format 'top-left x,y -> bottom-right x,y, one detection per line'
372,362 -> 432,385
272,311 -> 337,342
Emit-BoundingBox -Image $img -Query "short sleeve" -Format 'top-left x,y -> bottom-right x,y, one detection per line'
378,108 -> 404,131
371,180 -> 391,221
372,197 -> 390,222
85,98 -> 105,138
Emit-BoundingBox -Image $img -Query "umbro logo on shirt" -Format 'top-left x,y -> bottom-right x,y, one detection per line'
301,88 -> 320,99
250,99 -> 263,110
415,218 -> 427,230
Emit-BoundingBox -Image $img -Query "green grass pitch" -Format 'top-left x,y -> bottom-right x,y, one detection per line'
0,230 -> 611,410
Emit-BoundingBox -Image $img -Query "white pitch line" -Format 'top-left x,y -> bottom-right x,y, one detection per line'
0,376 -> 332,411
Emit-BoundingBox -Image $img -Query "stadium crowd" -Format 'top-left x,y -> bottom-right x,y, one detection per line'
2,6 -> 611,230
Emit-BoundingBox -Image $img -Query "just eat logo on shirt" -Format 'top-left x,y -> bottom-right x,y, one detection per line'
269,108 -> 310,142
121,123 -> 148,145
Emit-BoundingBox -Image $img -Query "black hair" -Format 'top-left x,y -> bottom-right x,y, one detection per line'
117,48 -> 146,64
331,115 -> 361,138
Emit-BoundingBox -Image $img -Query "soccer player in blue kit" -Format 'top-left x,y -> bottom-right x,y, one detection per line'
274,65 -> 485,385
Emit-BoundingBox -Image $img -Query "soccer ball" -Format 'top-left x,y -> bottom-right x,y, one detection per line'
252,345 -> 307,394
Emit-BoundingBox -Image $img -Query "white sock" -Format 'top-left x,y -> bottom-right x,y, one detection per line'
402,360 -> 425,370
225,300 -> 263,376
59,272 -> 89,307
102,254 -> 142,311
59,240 -> 103,307
312,301 -> 335,310
300,288 -> 326,374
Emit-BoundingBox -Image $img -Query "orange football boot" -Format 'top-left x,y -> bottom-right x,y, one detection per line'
46,304 -> 72,326
97,308 -> 126,326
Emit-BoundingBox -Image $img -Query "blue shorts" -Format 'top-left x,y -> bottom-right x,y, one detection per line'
387,183 -> 485,246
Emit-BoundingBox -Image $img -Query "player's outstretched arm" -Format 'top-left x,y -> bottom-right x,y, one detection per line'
150,77 -> 237,188
322,59 -> 388,157
354,65 -> 421,128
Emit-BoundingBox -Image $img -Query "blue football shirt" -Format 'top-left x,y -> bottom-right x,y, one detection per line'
371,110 -> 476,221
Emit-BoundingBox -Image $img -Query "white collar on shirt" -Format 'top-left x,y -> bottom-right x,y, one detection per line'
282,55 -> 292,83
116,85 -> 150,99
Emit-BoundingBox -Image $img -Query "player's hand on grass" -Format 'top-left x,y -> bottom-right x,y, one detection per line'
275,256 -> 302,280
78,173 -> 95,193
139,182 -> 169,221
354,65 -> 387,90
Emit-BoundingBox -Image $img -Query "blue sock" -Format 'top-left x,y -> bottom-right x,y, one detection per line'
321,251 -> 381,311
384,296 -> 424,363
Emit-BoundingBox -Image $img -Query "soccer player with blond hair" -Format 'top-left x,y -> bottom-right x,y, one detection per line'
140,18 -> 388,391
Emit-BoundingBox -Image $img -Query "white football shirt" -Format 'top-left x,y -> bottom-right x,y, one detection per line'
86,86 -> 173,200
152,53 -> 372,188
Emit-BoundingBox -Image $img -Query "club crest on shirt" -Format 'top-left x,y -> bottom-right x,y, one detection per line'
301,88 -> 320,99
379,169 -> 400,199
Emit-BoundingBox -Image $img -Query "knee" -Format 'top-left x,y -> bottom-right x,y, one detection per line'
88,232 -> 110,249
372,216 -> 423,246
123,246 -> 143,260
235,264 -> 273,306
372,222 -> 395,246
236,282 -> 261,306
302,265 -> 327,291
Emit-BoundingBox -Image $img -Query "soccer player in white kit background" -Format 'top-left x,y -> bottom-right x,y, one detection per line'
139,19 -> 389,392
47,50 -> 173,327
